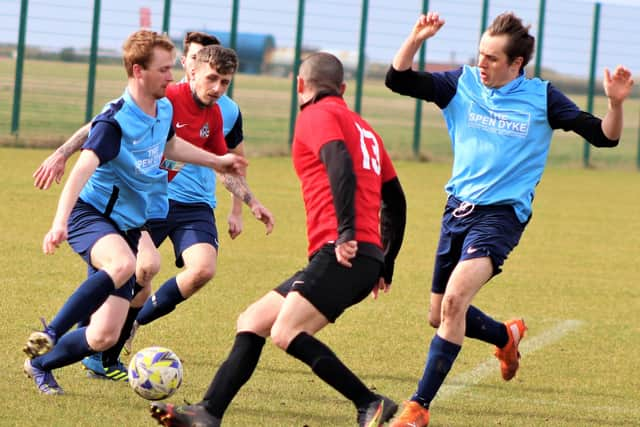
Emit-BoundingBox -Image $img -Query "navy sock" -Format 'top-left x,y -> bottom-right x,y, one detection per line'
48,270 -> 115,337
102,306 -> 142,366
33,327 -> 92,371
465,305 -> 509,348
136,277 -> 185,325
201,332 -> 265,419
286,332 -> 376,409
412,334 -> 461,408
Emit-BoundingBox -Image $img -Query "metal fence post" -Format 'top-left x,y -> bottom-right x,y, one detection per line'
534,0 -> 546,78
584,2 -> 601,168
11,0 -> 29,136
162,0 -> 172,34
85,0 -> 101,123
288,0 -> 305,148
413,0 -> 430,158
228,0 -> 240,98
479,0 -> 490,39
354,0 -> 369,114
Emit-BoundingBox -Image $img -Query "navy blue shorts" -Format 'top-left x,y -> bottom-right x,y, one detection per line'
431,196 -> 526,294
147,199 -> 219,268
274,244 -> 383,323
67,199 -> 139,300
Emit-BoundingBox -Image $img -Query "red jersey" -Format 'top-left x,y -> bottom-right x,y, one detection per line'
163,82 -> 227,181
292,96 -> 397,256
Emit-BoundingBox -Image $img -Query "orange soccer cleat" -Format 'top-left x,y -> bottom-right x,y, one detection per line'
390,401 -> 430,427
494,318 -> 527,381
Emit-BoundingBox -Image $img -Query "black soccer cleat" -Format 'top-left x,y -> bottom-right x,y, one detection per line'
150,402 -> 221,427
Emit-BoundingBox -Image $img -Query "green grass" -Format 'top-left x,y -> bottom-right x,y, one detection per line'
1,147 -> 639,426
1,59 -> 639,167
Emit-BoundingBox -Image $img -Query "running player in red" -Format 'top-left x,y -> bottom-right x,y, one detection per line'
150,52 -> 407,427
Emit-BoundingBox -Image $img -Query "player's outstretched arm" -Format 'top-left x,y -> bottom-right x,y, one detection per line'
392,12 -> 445,71
33,122 -> 91,190
601,65 -> 634,140
164,135 -> 248,175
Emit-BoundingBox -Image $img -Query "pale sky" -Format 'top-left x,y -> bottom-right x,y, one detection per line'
0,0 -> 638,77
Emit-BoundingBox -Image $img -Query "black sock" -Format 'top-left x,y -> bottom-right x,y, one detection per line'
200,332 -> 265,418
102,306 -> 142,366
286,332 -> 376,409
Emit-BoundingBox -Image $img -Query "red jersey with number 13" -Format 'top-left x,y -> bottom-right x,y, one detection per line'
292,96 -> 397,256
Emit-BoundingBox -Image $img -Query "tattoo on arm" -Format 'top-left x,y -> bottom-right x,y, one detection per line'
58,123 -> 91,159
222,174 -> 255,206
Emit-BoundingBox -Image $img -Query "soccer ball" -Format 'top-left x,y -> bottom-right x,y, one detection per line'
128,346 -> 183,400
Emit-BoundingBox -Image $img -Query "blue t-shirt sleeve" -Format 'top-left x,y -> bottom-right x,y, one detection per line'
225,109 -> 244,150
430,68 -> 463,109
546,83 -> 581,129
83,120 -> 122,165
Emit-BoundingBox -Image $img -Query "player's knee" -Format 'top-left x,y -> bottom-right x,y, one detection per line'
441,293 -> 466,320
236,308 -> 269,336
107,256 -> 137,288
136,258 -> 160,284
86,329 -> 120,352
270,324 -> 293,351
186,265 -> 216,291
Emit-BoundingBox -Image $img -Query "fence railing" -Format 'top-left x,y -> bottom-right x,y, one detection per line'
1,0 -> 639,168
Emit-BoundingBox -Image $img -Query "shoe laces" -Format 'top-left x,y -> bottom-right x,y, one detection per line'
39,317 -> 56,342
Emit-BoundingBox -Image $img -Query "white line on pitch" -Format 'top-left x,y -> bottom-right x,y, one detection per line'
436,319 -> 584,401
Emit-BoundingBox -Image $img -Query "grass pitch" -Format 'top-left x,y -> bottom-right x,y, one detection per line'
1,147 -> 639,426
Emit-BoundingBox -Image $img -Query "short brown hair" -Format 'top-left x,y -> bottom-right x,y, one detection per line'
183,31 -> 220,54
122,30 -> 175,77
299,52 -> 344,94
487,12 -> 535,71
194,45 -> 238,75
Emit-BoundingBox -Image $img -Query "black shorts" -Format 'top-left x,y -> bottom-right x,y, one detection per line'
274,244 -> 383,323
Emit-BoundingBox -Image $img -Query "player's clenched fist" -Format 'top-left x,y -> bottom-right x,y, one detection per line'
412,12 -> 445,42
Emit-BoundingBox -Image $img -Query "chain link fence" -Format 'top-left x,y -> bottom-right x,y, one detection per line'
1,0 -> 638,167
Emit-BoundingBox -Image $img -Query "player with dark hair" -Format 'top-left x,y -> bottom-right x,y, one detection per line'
385,12 -> 634,426
150,51 -> 407,427
22,30 -> 247,395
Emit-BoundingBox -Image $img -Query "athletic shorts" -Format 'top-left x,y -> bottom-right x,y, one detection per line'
431,196 -> 526,294
274,244 -> 383,323
146,199 -> 219,268
67,199 -> 140,301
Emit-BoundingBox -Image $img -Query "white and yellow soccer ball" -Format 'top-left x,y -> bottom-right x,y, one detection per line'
128,346 -> 183,400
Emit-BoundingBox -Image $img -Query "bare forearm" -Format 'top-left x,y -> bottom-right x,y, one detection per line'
222,174 -> 255,207
53,151 -> 98,225
59,123 -> 91,159
392,37 -> 423,71
601,100 -> 624,140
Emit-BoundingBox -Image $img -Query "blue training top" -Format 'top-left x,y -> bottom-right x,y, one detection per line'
431,65 -> 581,222
79,89 -> 173,230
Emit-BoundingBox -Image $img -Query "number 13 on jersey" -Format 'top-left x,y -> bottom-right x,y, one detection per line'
355,122 -> 381,175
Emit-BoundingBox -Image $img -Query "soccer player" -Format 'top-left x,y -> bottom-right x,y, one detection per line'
22,29 -> 247,395
33,44 -> 274,381
384,12 -> 634,426
149,52 -> 408,427
178,31 -> 248,240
